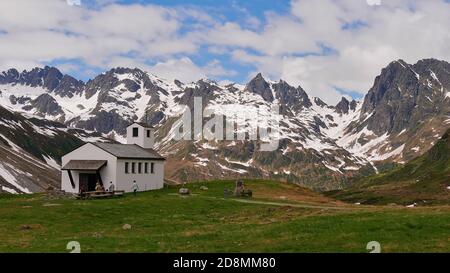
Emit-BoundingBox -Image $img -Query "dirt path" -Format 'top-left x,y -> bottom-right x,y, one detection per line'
169,192 -> 374,210
225,198 -> 368,210
173,193 -> 447,211
200,195 -> 369,210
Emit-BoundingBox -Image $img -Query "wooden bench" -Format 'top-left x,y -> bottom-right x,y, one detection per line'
113,190 -> 125,197
77,190 -> 126,200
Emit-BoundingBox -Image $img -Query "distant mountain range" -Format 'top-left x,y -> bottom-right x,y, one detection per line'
0,58 -> 449,193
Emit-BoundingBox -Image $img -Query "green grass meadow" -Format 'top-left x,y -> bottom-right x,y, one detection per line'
0,180 -> 449,253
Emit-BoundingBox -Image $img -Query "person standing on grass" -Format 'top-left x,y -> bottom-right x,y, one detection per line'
131,180 -> 139,197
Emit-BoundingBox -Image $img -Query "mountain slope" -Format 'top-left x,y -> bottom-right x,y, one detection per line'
339,59 -> 450,167
0,66 -> 375,190
328,129 -> 450,205
0,105 -> 108,194
155,77 -> 373,190
0,58 -> 449,190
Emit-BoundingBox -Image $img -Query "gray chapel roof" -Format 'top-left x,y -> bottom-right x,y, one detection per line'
128,122 -> 154,129
92,143 -> 165,160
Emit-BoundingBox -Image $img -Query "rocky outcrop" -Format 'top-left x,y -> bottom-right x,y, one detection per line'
245,73 -> 274,102
335,97 -> 350,114
23,93 -> 64,117
361,59 -> 450,135
0,66 -> 84,97
0,58 -> 449,191
273,80 -> 312,114
341,59 -> 450,164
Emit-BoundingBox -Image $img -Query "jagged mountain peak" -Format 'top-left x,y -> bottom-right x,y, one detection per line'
253,72 -> 265,80
244,73 -> 312,107
388,58 -> 450,76
338,58 -> 450,167
413,58 -> 450,68
272,80 -> 312,111
92,66 -> 148,82
245,72 -> 273,102
0,59 -> 448,188
110,66 -> 144,73
334,97 -> 358,114
0,66 -> 84,98
335,97 -> 350,114
362,58 -> 450,116
196,78 -> 219,86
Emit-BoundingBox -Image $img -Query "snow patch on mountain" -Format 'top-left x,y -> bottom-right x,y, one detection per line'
225,157 -> 253,167
1,186 -> 17,194
217,162 -> 248,174
2,61 -> 449,182
43,155 -> 61,170
0,163 -> 32,193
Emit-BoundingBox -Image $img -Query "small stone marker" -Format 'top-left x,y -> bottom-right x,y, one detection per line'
232,180 -> 253,198
234,180 -> 244,196
122,224 -> 132,230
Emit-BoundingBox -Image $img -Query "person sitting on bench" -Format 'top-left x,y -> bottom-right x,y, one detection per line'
95,182 -> 104,193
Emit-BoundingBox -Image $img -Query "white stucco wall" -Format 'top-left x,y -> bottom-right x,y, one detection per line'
61,143 -> 117,193
116,159 -> 165,192
126,124 -> 154,149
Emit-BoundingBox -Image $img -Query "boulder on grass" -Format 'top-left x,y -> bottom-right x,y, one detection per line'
179,188 -> 190,195
122,224 -> 132,230
21,225 -> 32,230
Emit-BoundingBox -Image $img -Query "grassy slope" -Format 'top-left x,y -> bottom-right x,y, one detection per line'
0,180 -> 449,253
327,130 -> 450,205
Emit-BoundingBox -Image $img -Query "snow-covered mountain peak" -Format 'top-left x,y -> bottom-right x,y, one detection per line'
1,59 -> 449,190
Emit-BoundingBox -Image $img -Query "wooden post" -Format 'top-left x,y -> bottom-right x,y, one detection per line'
67,170 -> 75,189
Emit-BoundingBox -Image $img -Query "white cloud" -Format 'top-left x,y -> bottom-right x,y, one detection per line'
0,0 -> 223,79
0,0 -> 449,104
150,57 -> 236,83
67,0 -> 82,6
201,0 -> 450,103
367,0 -> 382,6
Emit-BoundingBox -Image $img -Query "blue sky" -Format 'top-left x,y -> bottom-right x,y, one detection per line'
68,0 -> 293,84
86,0 -> 291,19
1,0 -> 450,103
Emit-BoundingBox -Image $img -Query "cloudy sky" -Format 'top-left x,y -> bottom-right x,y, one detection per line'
0,0 -> 449,103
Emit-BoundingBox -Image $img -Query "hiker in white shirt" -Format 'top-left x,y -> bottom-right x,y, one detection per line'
131,180 -> 139,197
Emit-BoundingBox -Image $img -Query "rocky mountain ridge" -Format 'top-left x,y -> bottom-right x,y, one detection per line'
0,58 -> 449,191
